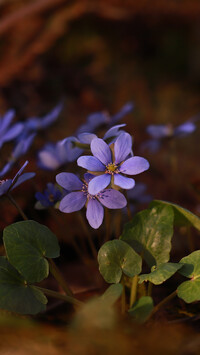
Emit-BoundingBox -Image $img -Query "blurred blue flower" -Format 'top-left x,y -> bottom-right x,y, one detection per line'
126,183 -> 152,213
142,116 -> 198,153
0,161 -> 35,196
0,109 -> 24,148
35,182 -> 67,209
37,124 -> 127,171
25,102 -> 63,131
56,172 -> 127,229
76,102 -> 134,134
77,132 -> 149,195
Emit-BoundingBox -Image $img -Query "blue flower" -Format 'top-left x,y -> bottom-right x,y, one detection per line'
77,132 -> 149,195
56,172 -> 127,229
35,182 -> 66,209
37,124 -> 126,171
142,117 -> 198,153
25,102 -> 63,131
0,161 -> 35,196
76,102 -> 134,134
0,109 -> 24,148
37,140 -> 72,170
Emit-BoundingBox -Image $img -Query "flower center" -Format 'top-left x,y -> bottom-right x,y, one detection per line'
0,179 -> 7,185
105,163 -> 119,175
81,182 -> 104,200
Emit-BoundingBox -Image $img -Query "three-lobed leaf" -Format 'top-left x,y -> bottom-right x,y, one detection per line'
177,250 -> 200,303
3,220 -> 60,283
98,240 -> 142,284
121,204 -> 174,267
0,257 -> 47,314
139,263 -> 182,285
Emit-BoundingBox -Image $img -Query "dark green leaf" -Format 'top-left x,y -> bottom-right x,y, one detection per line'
98,240 -> 142,284
139,263 -> 182,285
3,220 -> 60,283
150,200 -> 200,231
129,296 -> 154,323
121,204 -> 174,267
177,250 -> 200,303
0,257 -> 47,314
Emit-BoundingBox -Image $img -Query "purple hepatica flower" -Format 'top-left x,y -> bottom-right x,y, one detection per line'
56,172 -> 127,229
0,161 -> 35,197
126,183 -> 152,214
35,182 -> 67,209
76,102 -> 134,134
0,109 -> 24,148
25,102 -> 63,131
142,117 -> 198,153
77,132 -> 149,195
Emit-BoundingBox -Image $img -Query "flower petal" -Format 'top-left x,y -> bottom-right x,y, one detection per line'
59,191 -> 86,213
120,156 -> 150,175
114,174 -> 135,189
88,174 -> 111,195
98,189 -> 127,209
56,172 -> 83,191
103,124 -> 126,140
78,133 -> 97,144
114,132 -> 132,164
12,172 -> 35,189
91,138 -> 112,165
86,199 -> 104,229
77,156 -> 105,171
0,180 -> 12,196
38,150 -> 60,170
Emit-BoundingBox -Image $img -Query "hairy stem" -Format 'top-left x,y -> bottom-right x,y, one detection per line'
129,275 -> 138,308
35,286 -> 83,307
6,193 -> 28,220
48,258 -> 74,297
78,212 -> 97,260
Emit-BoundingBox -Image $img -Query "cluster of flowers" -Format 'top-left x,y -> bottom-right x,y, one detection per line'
0,103 -> 63,178
0,100 -> 198,229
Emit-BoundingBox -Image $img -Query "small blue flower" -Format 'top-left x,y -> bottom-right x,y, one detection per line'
77,132 -> 149,195
0,109 -> 24,148
76,102 -> 134,134
56,172 -> 127,229
142,117 -> 198,153
37,140 -> 72,170
0,161 -> 35,196
35,182 -> 66,209
25,102 -> 63,131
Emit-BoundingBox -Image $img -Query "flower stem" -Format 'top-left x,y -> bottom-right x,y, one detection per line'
104,208 -> 111,243
78,212 -> 97,260
48,258 -> 74,297
6,193 -> 28,220
129,275 -> 138,308
147,290 -> 177,320
35,286 -> 83,307
121,276 -> 126,314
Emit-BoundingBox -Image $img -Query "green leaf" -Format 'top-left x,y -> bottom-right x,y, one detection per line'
0,257 -> 47,315
129,296 -> 154,323
98,240 -> 142,284
177,250 -> 200,303
150,200 -> 200,231
121,204 -> 174,267
3,220 -> 60,283
139,263 -> 182,285
100,284 -> 123,305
